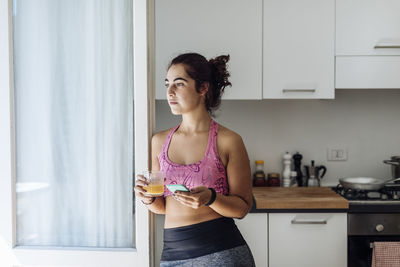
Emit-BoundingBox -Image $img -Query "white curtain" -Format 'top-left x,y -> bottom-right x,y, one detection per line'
13,0 -> 134,248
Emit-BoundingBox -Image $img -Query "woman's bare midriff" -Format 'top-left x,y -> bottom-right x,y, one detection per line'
164,196 -> 223,229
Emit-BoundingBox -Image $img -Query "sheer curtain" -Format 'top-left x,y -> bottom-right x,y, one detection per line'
13,0 -> 134,248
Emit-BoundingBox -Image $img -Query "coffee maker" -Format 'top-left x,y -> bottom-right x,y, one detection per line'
304,160 -> 327,187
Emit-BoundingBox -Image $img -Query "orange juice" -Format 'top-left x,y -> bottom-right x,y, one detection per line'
144,184 -> 164,196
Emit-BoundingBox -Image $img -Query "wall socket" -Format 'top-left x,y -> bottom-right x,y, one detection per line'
327,148 -> 348,161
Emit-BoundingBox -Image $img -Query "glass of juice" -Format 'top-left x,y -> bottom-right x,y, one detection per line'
142,170 -> 164,196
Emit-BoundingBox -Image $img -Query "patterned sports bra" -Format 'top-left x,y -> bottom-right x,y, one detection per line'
158,119 -> 229,197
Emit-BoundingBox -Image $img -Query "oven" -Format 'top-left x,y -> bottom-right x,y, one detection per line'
333,183 -> 400,267
348,213 -> 400,267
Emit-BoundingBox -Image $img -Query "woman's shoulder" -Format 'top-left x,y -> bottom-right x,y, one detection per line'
151,127 -> 174,153
216,123 -> 248,164
216,123 -> 244,148
152,128 -> 172,145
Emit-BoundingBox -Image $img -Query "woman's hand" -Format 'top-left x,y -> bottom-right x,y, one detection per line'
134,174 -> 155,205
173,186 -> 212,209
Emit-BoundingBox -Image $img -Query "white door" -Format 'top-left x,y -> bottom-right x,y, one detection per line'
0,0 -> 153,266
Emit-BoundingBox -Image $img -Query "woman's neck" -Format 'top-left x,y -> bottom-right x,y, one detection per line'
180,112 -> 212,134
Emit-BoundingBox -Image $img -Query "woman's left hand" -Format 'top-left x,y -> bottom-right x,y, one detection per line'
173,186 -> 212,209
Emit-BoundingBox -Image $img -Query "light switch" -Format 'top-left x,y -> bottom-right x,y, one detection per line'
327,148 -> 348,161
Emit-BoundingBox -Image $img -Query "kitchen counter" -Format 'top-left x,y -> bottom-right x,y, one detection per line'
251,187 -> 349,213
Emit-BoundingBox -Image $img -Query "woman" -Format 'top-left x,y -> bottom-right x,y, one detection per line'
134,53 -> 255,266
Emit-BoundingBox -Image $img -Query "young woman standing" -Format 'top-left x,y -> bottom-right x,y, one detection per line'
134,53 -> 255,266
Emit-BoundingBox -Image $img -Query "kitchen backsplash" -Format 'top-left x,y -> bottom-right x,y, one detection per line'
155,89 -> 400,186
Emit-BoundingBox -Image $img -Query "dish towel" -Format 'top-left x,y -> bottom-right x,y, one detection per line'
372,242 -> 400,267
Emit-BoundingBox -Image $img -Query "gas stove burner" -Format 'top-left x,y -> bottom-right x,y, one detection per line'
344,188 -> 368,200
334,184 -> 400,201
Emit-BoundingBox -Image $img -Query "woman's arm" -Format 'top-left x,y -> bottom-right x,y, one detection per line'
173,132 -> 252,219
133,133 -> 166,214
210,133 -> 252,218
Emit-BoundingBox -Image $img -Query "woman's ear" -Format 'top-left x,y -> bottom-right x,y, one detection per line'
199,82 -> 209,97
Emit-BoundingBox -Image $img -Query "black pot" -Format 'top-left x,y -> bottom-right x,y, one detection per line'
383,156 -> 400,179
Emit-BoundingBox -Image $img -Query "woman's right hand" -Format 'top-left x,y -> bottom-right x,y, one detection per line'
134,174 -> 155,205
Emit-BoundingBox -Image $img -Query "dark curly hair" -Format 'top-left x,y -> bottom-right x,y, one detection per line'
168,53 -> 232,116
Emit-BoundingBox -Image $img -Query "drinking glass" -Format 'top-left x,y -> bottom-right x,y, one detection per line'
142,170 -> 164,196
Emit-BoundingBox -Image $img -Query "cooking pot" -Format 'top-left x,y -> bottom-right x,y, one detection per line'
339,177 -> 400,191
383,156 -> 400,179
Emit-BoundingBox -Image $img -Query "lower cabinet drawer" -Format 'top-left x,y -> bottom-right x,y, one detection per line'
269,213 -> 347,267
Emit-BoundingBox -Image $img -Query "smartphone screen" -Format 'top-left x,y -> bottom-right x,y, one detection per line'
166,184 -> 190,193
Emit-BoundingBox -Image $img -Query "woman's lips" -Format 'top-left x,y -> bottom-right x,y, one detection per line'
169,101 -> 178,105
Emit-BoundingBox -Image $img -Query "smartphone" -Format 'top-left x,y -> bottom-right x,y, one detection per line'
166,184 -> 190,193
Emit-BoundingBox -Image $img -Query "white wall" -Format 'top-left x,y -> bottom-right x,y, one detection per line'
154,89 -> 400,265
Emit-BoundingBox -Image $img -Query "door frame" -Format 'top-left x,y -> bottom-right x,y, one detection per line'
0,0 -> 154,266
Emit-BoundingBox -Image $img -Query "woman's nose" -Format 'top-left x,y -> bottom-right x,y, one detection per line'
167,85 -> 175,96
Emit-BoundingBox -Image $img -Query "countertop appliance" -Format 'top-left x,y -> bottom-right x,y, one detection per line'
304,161 -> 327,187
332,181 -> 400,267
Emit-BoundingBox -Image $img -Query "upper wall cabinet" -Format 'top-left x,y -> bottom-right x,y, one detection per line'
336,0 -> 400,56
336,0 -> 400,89
263,0 -> 335,99
155,0 -> 263,100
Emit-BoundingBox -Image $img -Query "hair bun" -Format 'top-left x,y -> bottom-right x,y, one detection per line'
208,55 -> 232,94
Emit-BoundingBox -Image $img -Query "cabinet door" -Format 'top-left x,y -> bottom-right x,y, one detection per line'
155,0 -> 263,100
269,213 -> 347,267
336,0 -> 400,56
263,0 -> 335,99
235,214 -> 268,267
335,0 -> 400,89
336,56 -> 400,89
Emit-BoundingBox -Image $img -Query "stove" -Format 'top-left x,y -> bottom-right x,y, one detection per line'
333,182 -> 400,213
332,182 -> 400,266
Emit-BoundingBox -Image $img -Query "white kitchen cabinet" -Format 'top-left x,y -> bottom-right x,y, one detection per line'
336,0 -> 400,56
263,0 -> 335,99
235,213 -> 268,267
336,57 -> 400,89
155,0 -> 263,100
269,213 -> 347,267
336,0 -> 400,89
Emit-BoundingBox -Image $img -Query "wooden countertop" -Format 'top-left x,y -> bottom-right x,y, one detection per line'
252,187 -> 349,210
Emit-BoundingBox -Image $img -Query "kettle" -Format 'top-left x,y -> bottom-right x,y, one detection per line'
304,160 -> 327,187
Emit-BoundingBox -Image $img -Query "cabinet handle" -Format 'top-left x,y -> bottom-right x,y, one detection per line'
374,40 -> 400,49
374,45 -> 400,49
291,218 -> 327,225
282,89 -> 316,93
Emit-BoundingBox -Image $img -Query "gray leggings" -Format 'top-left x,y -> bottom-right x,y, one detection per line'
160,244 -> 256,267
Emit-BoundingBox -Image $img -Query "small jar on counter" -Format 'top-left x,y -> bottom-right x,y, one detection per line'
267,172 -> 281,187
253,160 -> 266,187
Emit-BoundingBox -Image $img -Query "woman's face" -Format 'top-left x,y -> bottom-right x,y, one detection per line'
165,64 -> 206,115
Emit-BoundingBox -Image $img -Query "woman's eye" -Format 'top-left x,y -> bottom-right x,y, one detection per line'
165,83 -> 169,88
177,83 -> 184,87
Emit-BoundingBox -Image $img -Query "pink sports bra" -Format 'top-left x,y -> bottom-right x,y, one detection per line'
159,119 -> 229,197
